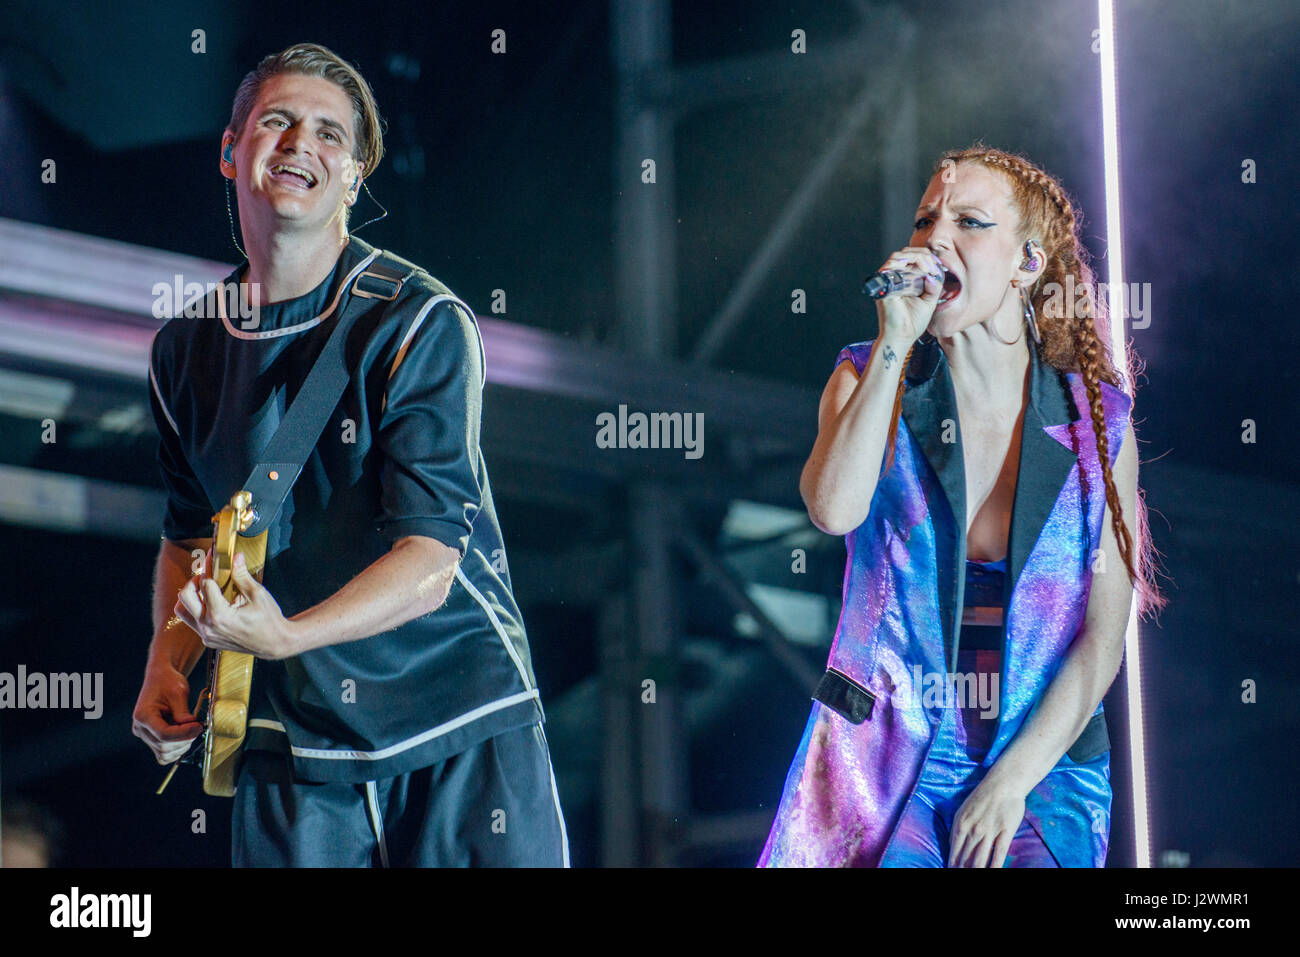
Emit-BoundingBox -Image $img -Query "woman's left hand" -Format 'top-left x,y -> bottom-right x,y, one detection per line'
949,775 -> 1028,868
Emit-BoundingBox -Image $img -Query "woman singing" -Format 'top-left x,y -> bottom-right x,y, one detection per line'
759,145 -> 1164,868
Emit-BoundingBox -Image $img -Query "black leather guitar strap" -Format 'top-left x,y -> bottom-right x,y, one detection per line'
238,252 -> 415,537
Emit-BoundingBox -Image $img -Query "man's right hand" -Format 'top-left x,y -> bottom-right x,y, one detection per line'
131,662 -> 203,765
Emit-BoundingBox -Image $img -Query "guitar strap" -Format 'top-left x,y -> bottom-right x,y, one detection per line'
237,251 -> 418,538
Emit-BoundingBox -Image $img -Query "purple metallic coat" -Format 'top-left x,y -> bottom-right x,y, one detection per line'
759,334 -> 1132,868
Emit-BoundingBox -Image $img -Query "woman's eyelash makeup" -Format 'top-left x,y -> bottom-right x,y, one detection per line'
913,216 -> 994,229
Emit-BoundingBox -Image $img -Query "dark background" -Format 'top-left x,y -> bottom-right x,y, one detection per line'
0,0 -> 1296,867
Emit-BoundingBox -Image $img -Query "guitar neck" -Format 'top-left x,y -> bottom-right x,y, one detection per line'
221,531 -> 268,602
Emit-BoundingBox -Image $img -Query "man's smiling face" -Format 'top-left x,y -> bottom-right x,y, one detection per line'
223,73 -> 362,233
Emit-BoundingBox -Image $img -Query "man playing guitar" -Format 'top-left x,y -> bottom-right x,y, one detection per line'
131,42 -> 568,867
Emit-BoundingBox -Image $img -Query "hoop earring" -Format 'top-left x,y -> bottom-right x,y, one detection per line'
1021,286 -> 1042,345
992,309 -> 1025,346
224,179 -> 247,260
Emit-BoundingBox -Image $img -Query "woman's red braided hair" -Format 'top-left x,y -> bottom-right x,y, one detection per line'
882,144 -> 1167,620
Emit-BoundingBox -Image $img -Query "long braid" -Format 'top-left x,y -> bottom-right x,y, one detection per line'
1071,304 -> 1137,577
1007,153 -> 1139,580
977,145 -> 1165,618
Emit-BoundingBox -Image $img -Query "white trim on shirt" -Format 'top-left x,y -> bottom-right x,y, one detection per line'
217,249 -> 380,340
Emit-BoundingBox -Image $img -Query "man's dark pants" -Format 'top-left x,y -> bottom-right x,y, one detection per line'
232,723 -> 568,867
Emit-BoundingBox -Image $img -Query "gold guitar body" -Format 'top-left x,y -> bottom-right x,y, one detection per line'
202,491 -> 267,797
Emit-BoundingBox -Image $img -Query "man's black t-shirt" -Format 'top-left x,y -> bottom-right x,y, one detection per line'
147,236 -> 544,783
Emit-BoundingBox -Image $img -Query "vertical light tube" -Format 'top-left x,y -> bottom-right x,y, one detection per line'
1098,0 -> 1151,869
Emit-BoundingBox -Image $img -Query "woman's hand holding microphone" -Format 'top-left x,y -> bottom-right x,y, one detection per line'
873,246 -> 948,350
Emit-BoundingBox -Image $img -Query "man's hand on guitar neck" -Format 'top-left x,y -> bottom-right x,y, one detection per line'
175,534 -> 460,660
174,551 -> 300,661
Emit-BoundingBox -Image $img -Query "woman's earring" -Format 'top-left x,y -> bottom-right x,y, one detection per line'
1021,286 -> 1042,344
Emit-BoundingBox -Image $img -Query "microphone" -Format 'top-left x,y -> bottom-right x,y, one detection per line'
861,268 -> 928,299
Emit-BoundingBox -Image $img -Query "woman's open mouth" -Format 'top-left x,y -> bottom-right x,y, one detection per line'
937,269 -> 961,308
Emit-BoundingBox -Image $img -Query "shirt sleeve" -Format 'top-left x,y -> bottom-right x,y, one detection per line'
374,298 -> 484,556
148,330 -> 216,542
835,340 -> 875,375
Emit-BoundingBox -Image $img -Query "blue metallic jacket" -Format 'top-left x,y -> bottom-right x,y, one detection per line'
760,334 -> 1132,867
